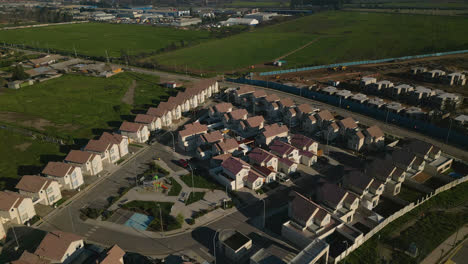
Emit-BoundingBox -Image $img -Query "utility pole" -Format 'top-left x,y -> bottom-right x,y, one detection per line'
11,224 -> 20,251
157,204 -> 164,236
73,45 -> 77,58
105,50 -> 109,63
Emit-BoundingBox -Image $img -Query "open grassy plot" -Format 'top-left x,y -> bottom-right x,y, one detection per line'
154,11 -> 468,72
225,1 -> 286,7
186,192 -> 206,205
0,72 -> 170,139
0,129 -> 63,190
0,23 -> 211,57
180,174 -> 223,190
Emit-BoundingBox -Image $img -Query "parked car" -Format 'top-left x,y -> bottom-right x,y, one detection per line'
179,192 -> 187,202
277,172 -> 290,183
179,159 -> 189,168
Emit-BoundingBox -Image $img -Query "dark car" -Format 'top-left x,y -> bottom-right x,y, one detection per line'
179,159 -> 189,168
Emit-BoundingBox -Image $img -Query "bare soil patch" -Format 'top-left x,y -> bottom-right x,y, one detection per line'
0,111 -> 54,131
14,142 -> 32,151
122,79 -> 136,105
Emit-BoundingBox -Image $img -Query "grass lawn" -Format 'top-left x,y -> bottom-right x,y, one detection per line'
0,23 -> 211,57
186,192 -> 206,205
398,186 -> 426,203
180,174 -> 223,190
168,177 -> 182,196
121,201 -> 182,231
0,72 -> 170,139
154,11 -> 468,72
0,129 -> 63,190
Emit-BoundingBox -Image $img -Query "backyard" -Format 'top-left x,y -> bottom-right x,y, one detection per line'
0,23 -> 211,57
153,11 -> 468,72
121,201 -> 183,232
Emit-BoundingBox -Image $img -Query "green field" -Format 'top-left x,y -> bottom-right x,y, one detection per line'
224,1 -> 286,7
153,11 -> 468,72
0,129 -> 63,190
0,72 -> 170,139
0,23 -> 211,57
346,0 -> 468,9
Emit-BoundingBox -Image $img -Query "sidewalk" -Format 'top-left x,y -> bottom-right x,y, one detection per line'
421,225 -> 468,264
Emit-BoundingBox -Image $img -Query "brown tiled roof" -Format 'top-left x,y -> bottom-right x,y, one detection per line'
16,175 -> 54,193
229,109 -> 248,120
12,251 -> 49,264
365,125 -> 384,139
288,108 -> 296,116
245,115 -> 264,128
119,121 -> 143,133
213,153 -> 232,162
278,157 -> 294,166
246,170 -> 263,183
299,150 -> 314,158
201,131 -> 224,143
290,134 -> 316,150
185,78 -> 217,95
100,132 -> 124,145
35,231 -> 82,262
330,122 -> 339,130
236,85 -> 255,96
221,156 -> 250,175
269,140 -> 296,157
290,191 -> 320,224
262,124 -> 289,139
158,101 -> 177,112
0,191 -> 24,211
179,122 -> 208,138
65,150 -> 93,164
100,245 -> 125,264
279,98 -> 294,108
213,102 -> 233,113
338,117 -> 358,129
216,138 -> 239,153
316,110 -> 334,121
308,115 -> 316,122
146,107 -> 167,117
253,90 -> 267,98
84,139 -> 110,153
134,114 -> 156,124
42,162 -> 72,177
296,104 -> 314,114
392,149 -> 416,167
367,158 -> 396,180
265,93 -> 280,102
248,148 -> 276,165
318,183 -> 348,209
252,165 -> 275,176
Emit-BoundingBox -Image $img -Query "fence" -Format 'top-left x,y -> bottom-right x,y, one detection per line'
258,49 -> 468,76
226,78 -> 468,149
333,174 -> 468,263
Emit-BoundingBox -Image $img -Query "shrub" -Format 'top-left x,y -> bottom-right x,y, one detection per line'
80,207 -> 102,220
186,218 -> 195,225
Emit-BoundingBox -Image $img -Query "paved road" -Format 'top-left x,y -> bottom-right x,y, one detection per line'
421,225 -> 468,264
237,83 -> 468,160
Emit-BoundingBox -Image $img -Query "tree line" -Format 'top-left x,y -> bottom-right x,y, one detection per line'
0,7 -> 73,24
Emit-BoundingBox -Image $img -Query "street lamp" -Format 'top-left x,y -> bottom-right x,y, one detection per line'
213,229 -> 220,264
161,131 -> 175,151
157,203 -> 164,236
187,164 -> 194,199
261,199 -> 266,229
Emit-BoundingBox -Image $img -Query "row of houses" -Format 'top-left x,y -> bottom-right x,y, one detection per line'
359,77 -> 463,110
0,79 -> 219,228
411,67 -> 466,86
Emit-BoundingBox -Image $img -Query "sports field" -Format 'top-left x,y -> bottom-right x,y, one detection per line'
0,22 -> 211,57
0,72 -> 170,139
153,11 -> 468,72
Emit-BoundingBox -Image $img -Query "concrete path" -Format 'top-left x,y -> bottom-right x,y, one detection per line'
421,225 -> 468,264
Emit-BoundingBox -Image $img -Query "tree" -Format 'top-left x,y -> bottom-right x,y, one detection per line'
0,77 -> 7,87
12,65 -> 29,81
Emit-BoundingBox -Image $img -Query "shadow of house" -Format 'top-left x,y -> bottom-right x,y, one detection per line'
39,154 -> 66,164
191,226 -> 217,253
17,165 -> 43,177
0,226 -> 47,263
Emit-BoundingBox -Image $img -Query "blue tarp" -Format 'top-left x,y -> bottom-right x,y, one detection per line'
124,213 -> 154,231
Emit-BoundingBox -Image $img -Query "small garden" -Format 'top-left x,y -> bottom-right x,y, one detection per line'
180,173 -> 222,190
397,186 -> 426,203
140,162 -> 170,181
167,177 -> 182,196
186,192 -> 205,205
121,201 -> 183,231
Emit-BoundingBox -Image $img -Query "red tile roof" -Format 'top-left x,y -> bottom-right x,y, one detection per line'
84,139 -> 110,153
248,148 -> 276,165
269,140 -> 296,157
100,245 -> 125,264
212,102 -> 233,114
262,124 -> 289,139
245,115 -> 264,128
100,132 -> 124,145
236,85 -> 255,96
290,134 -> 316,151
265,93 -> 280,102
35,231 -> 82,262
16,175 -> 54,194
221,156 -> 250,176
65,150 -> 93,164
316,110 -> 334,121
11,251 -> 49,264
134,114 -> 156,124
216,138 -> 239,153
296,103 -> 314,114
246,170 -> 263,183
42,162 -> 73,177
179,122 -> 208,138
279,98 -> 295,108
290,192 -> 323,225
119,121 -> 143,133
146,107 -> 167,117
229,109 -> 248,120
201,131 -> 224,143
366,125 -> 384,139
338,117 -> 358,130
0,191 -> 25,211
253,90 -> 267,98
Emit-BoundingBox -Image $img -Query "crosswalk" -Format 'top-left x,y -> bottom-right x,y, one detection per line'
84,226 -> 99,238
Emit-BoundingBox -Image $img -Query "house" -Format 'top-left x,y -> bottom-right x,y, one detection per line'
158,101 -> 182,121
337,117 -> 358,136
244,169 -> 265,190
303,115 -> 318,133
360,77 -> 377,88
84,139 -> 120,165
367,97 -> 386,109
199,130 -> 224,145
239,115 -> 265,137
257,123 -> 289,146
411,67 -> 427,75
218,231 -> 253,262
248,148 -> 278,171
367,80 -> 393,94
387,84 -> 414,98
299,150 -> 317,166
290,134 -> 318,154
444,72 -> 466,86
347,130 -> 364,151
15,175 -> 62,206
336,89 -> 353,99
343,171 -> 384,210
35,230 -> 84,263
406,139 -> 441,162
315,182 -> 359,223
11,251 -> 49,264
42,162 -> 84,190
98,244 -> 125,264
220,17 -> 259,26
391,149 -> 425,175
314,110 -> 334,128
296,103 -> 316,119
287,191 -> 331,231
100,132 -> 129,159
265,100 -> 281,120
251,90 -> 267,104
214,138 -> 239,155
134,114 -> 161,131
278,98 -> 295,111
350,93 -> 368,104
178,122 -> 208,151
385,102 -> 405,114
65,150 -> 103,176
29,54 -> 63,67
431,92 -> 462,110
216,156 -> 251,190
410,86 -> 434,102
209,102 -> 233,118
423,69 -> 446,80
223,108 -> 248,128
283,108 -> 298,127
322,122 -> 339,141
320,86 -> 338,96
363,125 -> 385,149
367,158 -> 405,195
147,107 -> 172,127
211,153 -> 232,168
269,140 -> 300,164
454,114 -> 468,126
234,85 -> 255,105
404,107 -> 427,119
119,121 -> 149,144
0,191 -> 36,224
252,165 -> 276,184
